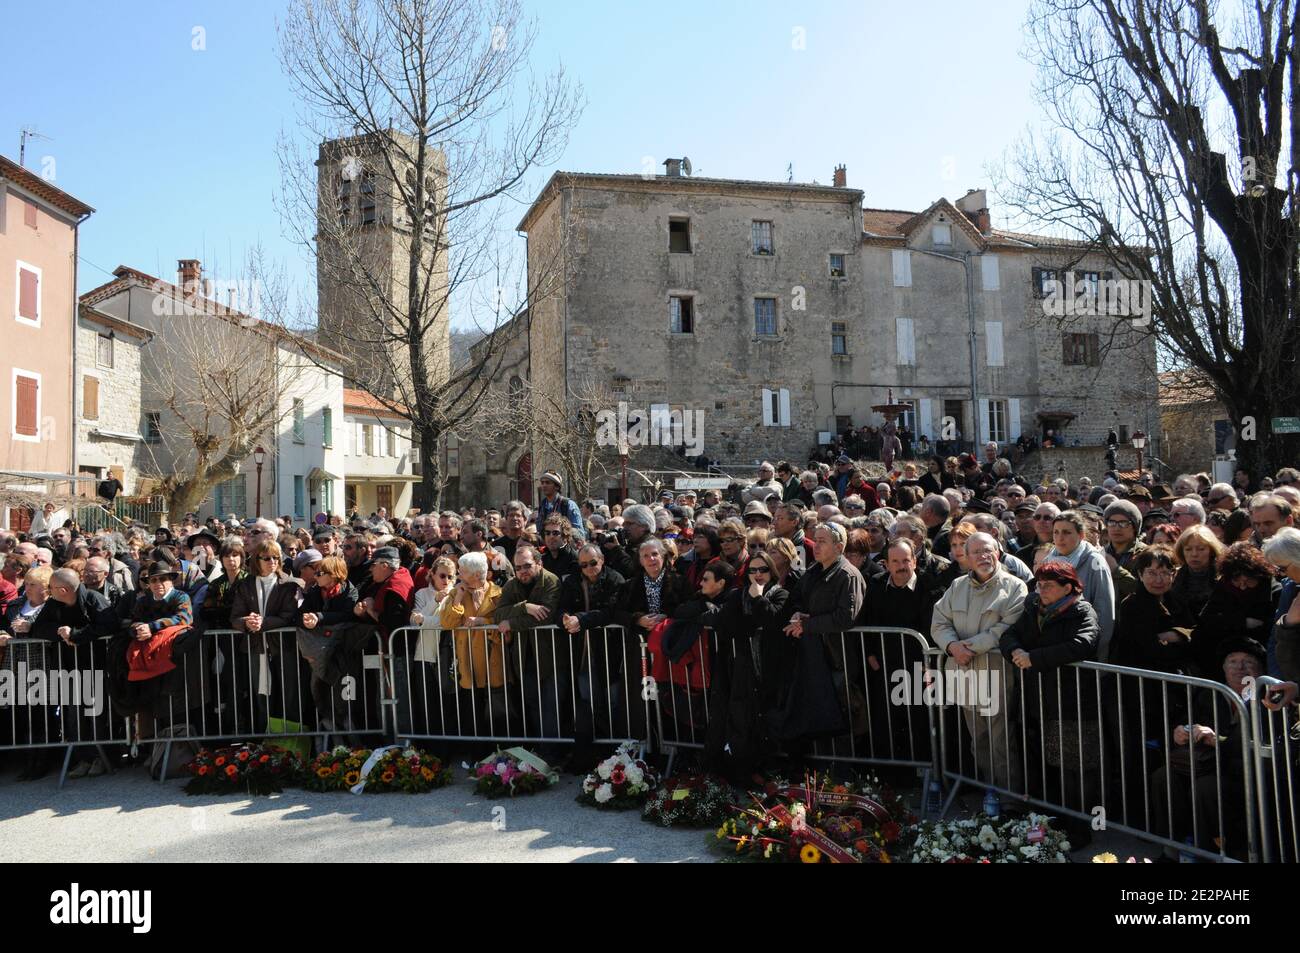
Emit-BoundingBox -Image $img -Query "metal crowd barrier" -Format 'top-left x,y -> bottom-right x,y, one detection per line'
1245,677 -> 1299,863
149,627 -> 389,779
385,624 -> 650,748
651,626 -> 941,789
934,649 -> 1259,862
0,636 -> 132,787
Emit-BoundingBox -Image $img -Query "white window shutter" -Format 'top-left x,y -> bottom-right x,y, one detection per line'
986,321 -> 1004,367
892,250 -> 912,287
919,398 -> 933,441
761,388 -> 774,427
981,254 -> 1000,290
896,318 -> 915,366
353,422 -> 362,455
778,388 -> 791,427
1008,398 -> 1021,441
977,398 -> 990,443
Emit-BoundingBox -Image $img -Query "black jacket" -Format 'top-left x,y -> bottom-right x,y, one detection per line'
799,556 -> 866,637
614,567 -> 688,632
1000,595 -> 1100,714
29,586 -> 111,646
558,565 -> 628,674
1191,579 -> 1279,678
1113,586 -> 1195,674
541,545 -> 579,581
295,581 -> 360,629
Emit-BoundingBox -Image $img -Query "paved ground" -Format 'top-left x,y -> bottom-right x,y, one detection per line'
0,763 -> 713,863
0,762 -> 1152,863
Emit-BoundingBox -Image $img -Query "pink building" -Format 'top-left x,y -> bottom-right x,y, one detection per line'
0,156 -> 94,529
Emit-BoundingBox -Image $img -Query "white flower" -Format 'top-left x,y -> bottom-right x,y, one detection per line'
582,778 -> 596,794
977,825 -> 1000,851
625,765 -> 644,788
402,747 -> 417,758
594,783 -> 614,804
768,819 -> 778,830
333,745 -> 350,756
1009,836 -> 1022,847
596,760 -> 613,780
495,761 -> 510,776
1020,844 -> 1041,859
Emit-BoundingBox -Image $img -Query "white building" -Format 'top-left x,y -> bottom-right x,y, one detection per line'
80,261 -> 346,525
343,388 -> 418,518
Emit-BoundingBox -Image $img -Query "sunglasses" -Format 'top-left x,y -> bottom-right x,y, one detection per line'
578,560 -> 600,569
1033,515 -> 1054,521
719,536 -> 740,544
258,555 -> 278,562
748,566 -> 770,575
544,530 -> 562,537
434,572 -> 454,580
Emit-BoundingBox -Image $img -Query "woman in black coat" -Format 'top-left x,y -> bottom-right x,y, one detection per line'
1190,542 -> 1279,679
1001,559 -> 1100,836
918,457 -> 944,498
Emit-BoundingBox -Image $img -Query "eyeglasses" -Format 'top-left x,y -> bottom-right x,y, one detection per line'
719,536 -> 740,544
578,560 -> 600,569
1105,519 -> 1133,528
544,530 -> 562,537
748,567 -> 770,575
258,555 -> 278,563
1033,515 -> 1054,522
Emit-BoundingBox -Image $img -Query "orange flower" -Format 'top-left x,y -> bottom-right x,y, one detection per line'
215,756 -> 226,766
237,750 -> 250,762
832,784 -> 848,794
198,766 -> 209,776
380,769 -> 396,783
225,764 -> 238,777
259,754 -> 270,764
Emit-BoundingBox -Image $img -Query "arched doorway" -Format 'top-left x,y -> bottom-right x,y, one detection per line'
515,454 -> 533,507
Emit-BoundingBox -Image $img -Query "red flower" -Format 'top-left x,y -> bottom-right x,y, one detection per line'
198,766 -> 209,776
609,766 -> 626,784
882,822 -> 902,843
237,750 -> 250,762
225,764 -> 238,777
259,754 -> 270,764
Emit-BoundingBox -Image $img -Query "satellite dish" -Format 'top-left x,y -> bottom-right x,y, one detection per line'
681,156 -> 692,176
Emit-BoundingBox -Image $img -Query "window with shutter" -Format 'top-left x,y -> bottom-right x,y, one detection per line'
292,399 -> 305,442
322,407 -> 333,448
980,255 -> 1000,290
83,376 -> 99,420
16,263 -> 40,325
892,250 -> 912,287
23,200 -> 36,229
896,318 -> 916,366
97,333 -> 114,368
14,372 -> 39,439
985,321 -> 1004,367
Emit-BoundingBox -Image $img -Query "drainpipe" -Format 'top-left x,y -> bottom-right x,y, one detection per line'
915,248 -> 977,441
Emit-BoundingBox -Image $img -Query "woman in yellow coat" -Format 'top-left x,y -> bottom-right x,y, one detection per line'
439,550 -> 511,731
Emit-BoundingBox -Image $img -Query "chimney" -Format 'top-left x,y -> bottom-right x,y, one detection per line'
832,164 -> 846,188
955,189 -> 991,234
662,158 -> 682,177
177,259 -> 202,299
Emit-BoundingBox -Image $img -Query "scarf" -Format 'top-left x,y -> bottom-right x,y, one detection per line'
644,568 -> 667,615
1036,592 -> 1080,629
1046,539 -> 1093,571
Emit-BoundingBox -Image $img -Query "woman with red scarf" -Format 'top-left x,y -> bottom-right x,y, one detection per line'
1000,560 -> 1101,843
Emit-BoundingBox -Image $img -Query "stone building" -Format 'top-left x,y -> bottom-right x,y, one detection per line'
315,131 -> 450,401
75,304 -> 153,495
1159,369 -> 1230,477
470,162 -> 1159,506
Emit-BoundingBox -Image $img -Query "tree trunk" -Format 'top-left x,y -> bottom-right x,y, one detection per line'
416,422 -> 442,514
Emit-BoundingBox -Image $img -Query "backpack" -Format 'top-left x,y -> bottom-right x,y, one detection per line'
149,723 -> 199,781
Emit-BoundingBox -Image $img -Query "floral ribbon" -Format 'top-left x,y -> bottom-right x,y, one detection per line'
350,744 -> 401,794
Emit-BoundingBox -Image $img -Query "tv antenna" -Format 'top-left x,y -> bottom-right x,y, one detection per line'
19,127 -> 52,167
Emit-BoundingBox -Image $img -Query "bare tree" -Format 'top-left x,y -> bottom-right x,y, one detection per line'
137,256 -> 318,517
998,0 -> 1299,475
275,0 -> 583,511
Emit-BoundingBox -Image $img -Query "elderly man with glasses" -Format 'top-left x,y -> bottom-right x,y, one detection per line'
1205,483 -> 1239,513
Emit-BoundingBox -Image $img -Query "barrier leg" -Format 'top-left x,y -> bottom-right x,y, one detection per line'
56,746 -> 74,790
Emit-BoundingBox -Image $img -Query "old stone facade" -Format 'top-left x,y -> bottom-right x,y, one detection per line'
467,165 -> 1161,507
75,304 -> 152,495
1159,370 -> 1230,477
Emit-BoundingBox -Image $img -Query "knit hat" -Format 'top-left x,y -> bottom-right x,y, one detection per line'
622,504 -> 656,532
372,546 -> 401,567
539,471 -> 563,488
1103,500 -> 1142,528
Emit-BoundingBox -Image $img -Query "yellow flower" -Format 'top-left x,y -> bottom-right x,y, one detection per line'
735,836 -> 749,852
421,767 -> 434,781
800,843 -> 822,864
1092,852 -> 1119,864
344,771 -> 360,785
880,851 -> 891,864
316,767 -> 330,779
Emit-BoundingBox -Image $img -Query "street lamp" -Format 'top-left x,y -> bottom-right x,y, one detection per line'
1131,430 -> 1146,480
253,445 -> 266,518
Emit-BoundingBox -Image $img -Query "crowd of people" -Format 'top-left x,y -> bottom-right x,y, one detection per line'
3,452 -> 1300,858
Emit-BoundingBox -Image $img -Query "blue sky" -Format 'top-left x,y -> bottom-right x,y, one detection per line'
4,0 -> 1038,327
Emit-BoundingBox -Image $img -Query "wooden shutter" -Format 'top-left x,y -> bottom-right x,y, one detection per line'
83,376 -> 99,420
778,389 -> 791,427
18,268 -> 39,321
919,398 -> 933,441
977,398 -> 990,444
985,321 -> 1004,367
892,250 -> 912,287
761,388 -> 775,427
981,254 -> 1000,290
15,375 -> 38,435
1008,398 -> 1022,441
23,200 -> 36,229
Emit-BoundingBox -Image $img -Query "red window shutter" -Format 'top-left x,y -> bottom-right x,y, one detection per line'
23,201 -> 37,229
18,268 -> 38,321
15,375 -> 38,436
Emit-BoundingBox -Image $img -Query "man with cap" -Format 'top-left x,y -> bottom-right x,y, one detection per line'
186,528 -> 223,581
535,471 -> 586,542
743,499 -> 773,530
294,548 -> 324,587
743,462 -> 784,504
1009,498 -> 1040,554
312,527 -> 340,558
1125,484 -> 1154,516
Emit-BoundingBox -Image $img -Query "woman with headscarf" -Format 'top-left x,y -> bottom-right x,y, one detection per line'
1191,542 -> 1279,679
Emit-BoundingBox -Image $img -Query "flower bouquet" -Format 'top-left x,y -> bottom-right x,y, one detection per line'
184,744 -> 303,796
471,747 -> 558,798
713,774 -> 900,863
304,746 -> 368,792
642,773 -> 733,828
363,747 -> 452,794
577,743 -> 657,810
906,813 -> 1071,863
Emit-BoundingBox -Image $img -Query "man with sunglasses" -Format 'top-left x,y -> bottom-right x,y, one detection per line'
1205,482 -> 1239,513
343,532 -> 376,588
559,543 -> 628,765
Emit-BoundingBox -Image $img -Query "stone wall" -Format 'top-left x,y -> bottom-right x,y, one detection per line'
75,316 -> 147,492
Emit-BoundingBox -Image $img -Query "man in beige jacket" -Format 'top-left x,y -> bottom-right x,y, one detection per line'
931,532 -> 1027,797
